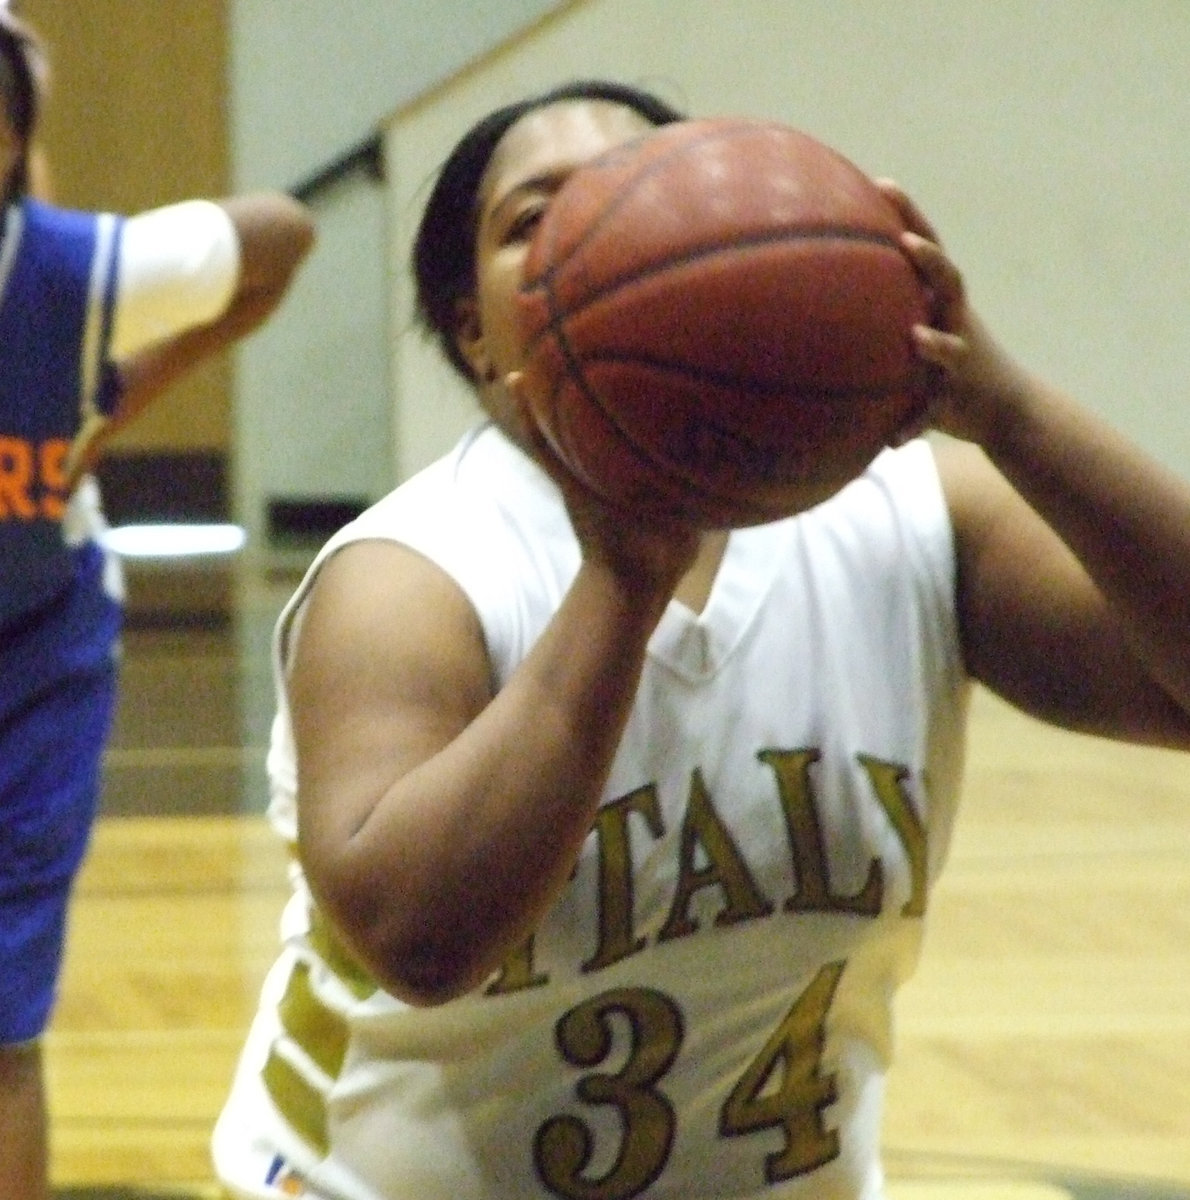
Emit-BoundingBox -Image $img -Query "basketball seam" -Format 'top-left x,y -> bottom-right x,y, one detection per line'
575,349 -> 912,402
520,228 -> 908,361
534,235 -> 907,505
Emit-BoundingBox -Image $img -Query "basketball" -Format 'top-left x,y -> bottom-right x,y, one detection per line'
516,117 -> 930,528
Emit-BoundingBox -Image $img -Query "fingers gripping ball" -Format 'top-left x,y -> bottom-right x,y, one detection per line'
516,118 -> 929,528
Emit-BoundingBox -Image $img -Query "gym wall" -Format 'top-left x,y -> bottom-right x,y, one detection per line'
385,0 -> 1190,485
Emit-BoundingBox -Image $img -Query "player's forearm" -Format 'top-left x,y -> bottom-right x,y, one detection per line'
109,290 -> 274,426
332,559 -> 670,1004
982,375 -> 1190,716
66,302 -> 281,485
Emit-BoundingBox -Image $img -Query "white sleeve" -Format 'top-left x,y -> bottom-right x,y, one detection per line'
108,198 -> 241,360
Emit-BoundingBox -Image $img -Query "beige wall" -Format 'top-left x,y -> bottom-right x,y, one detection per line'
385,0 -> 1190,484
16,1 -> 1190,507
21,0 -> 230,452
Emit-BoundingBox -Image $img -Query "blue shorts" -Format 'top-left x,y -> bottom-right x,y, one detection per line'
0,557 -> 121,1045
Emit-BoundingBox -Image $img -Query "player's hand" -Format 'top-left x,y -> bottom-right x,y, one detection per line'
877,180 -> 1036,450
503,371 -> 700,598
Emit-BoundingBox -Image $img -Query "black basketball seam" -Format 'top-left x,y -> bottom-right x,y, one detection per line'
539,259 -> 593,434
534,235 -> 909,509
521,228 -> 910,362
576,348 -> 912,403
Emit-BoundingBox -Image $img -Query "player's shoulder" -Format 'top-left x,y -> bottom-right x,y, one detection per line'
929,434 -> 1019,557
16,198 -> 114,248
291,424 -> 534,614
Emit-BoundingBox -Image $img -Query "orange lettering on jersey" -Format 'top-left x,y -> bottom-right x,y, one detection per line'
0,436 -> 72,519
0,436 -> 37,518
760,748 -> 884,917
39,439 -> 70,519
657,768 -> 774,943
583,784 -> 665,973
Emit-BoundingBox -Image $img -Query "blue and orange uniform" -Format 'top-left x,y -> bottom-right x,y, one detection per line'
0,198 -> 125,1046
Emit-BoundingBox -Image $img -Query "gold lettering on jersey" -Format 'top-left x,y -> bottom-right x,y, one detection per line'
536,987 -> 682,1200
0,436 -> 70,519
486,750 -> 927,999
583,785 -> 665,973
657,768 -> 774,942
719,961 -> 844,1180
856,755 -> 928,917
487,933 -> 550,995
760,749 -> 883,916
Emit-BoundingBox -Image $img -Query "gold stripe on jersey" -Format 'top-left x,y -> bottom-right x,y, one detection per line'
307,902 -> 380,1000
278,958 -> 349,1080
262,1044 -> 329,1158
260,908 -> 379,1155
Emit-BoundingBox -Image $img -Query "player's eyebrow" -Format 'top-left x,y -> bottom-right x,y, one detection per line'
485,170 -> 571,231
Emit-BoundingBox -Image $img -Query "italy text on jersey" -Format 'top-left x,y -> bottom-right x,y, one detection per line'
255,747 -> 928,1199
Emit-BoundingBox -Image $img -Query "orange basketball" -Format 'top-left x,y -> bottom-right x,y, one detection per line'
516,118 -> 929,528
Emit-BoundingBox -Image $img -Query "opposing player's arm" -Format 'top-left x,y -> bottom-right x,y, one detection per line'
108,192 -> 315,431
66,192 -> 314,482
291,530 -> 685,1006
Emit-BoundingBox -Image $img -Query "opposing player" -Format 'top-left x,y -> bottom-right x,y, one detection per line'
213,80 -> 1190,1200
0,8 -> 315,1198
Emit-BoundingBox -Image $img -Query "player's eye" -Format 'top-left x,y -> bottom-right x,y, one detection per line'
502,203 -> 546,246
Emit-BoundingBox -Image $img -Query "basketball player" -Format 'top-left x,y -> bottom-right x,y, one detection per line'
213,81 -> 1190,1200
0,8 -> 315,1198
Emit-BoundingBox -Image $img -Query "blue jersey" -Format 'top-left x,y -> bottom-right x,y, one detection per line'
1,200 -> 127,1044
0,199 -> 124,626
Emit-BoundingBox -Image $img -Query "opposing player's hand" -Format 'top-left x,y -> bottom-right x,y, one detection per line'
504,371 -> 700,597
878,180 -> 1036,450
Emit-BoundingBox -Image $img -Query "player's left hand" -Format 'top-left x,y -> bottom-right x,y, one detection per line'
877,179 -> 1036,451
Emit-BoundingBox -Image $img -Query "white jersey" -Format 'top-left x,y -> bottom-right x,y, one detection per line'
213,424 -> 968,1200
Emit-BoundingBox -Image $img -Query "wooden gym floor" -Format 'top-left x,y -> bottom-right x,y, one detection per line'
45,564 -> 1190,1199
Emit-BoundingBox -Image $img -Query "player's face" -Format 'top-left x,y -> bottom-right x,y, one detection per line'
458,100 -> 654,405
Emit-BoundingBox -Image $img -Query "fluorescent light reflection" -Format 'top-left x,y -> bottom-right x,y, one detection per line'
104,522 -> 247,559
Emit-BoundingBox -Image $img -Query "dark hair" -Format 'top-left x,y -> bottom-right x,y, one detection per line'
412,79 -> 685,381
0,5 -> 45,204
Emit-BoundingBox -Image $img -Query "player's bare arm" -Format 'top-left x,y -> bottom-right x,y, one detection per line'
66,193 -> 315,485
109,193 -> 315,433
291,522 -> 694,1007
890,191 -> 1190,746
